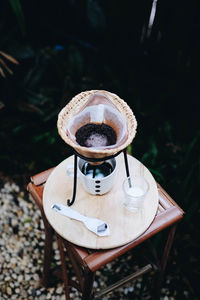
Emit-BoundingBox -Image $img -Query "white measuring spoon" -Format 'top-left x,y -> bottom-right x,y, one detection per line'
51,203 -> 110,236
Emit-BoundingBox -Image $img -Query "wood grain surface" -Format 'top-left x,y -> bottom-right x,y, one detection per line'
43,154 -> 158,249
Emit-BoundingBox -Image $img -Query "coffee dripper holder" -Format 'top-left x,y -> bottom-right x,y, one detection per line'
57,90 -> 137,206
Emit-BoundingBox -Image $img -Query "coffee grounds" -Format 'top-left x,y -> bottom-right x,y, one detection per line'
75,123 -> 117,147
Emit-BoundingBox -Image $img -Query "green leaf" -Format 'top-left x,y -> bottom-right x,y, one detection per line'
9,0 -> 26,36
127,144 -> 132,155
43,108 -> 60,122
87,0 -> 106,29
148,168 -> 164,182
181,163 -> 195,197
141,140 -> 158,165
184,131 -> 200,163
67,45 -> 83,75
23,218 -> 32,224
32,132 -> 49,143
12,125 -> 24,133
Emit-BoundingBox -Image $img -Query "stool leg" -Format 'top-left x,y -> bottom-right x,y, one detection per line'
57,236 -> 70,300
82,270 -> 95,300
41,224 -> 54,287
153,224 -> 177,299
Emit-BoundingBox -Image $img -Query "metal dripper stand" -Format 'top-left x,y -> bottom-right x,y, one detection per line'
67,148 -> 131,206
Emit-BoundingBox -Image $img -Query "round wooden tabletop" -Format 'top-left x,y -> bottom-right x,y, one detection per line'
43,153 -> 159,249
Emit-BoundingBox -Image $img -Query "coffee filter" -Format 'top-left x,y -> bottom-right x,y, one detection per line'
67,92 -> 127,149
57,90 -> 137,160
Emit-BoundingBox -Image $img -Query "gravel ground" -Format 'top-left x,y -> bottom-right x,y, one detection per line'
0,180 -> 190,300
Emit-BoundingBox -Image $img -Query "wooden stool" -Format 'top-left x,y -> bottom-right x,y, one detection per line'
27,167 -> 183,299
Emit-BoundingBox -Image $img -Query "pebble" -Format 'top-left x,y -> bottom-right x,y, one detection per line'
53,241 -> 58,250
39,295 -> 46,300
33,273 -> 40,281
129,286 -> 134,292
5,276 -> 11,281
0,239 -> 5,246
36,290 -> 41,296
136,282 -> 141,288
25,274 -> 31,281
21,290 -> 28,298
55,253 -> 60,260
11,219 -> 18,227
7,286 -> 12,295
184,290 -> 189,297
56,286 -> 63,294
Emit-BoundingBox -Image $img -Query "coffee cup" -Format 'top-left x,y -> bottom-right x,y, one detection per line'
66,158 -> 116,195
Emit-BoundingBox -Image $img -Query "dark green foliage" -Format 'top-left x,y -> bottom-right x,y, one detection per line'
8,0 -> 26,36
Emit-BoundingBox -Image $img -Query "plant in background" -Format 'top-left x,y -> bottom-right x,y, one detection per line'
0,51 -> 19,110
0,51 -> 19,78
8,0 -> 25,36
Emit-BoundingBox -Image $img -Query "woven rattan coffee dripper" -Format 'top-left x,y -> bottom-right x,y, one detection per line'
57,90 -> 137,163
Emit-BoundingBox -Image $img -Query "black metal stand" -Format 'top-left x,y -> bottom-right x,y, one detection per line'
67,148 -> 131,206
67,154 -> 78,206
123,149 -> 132,188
